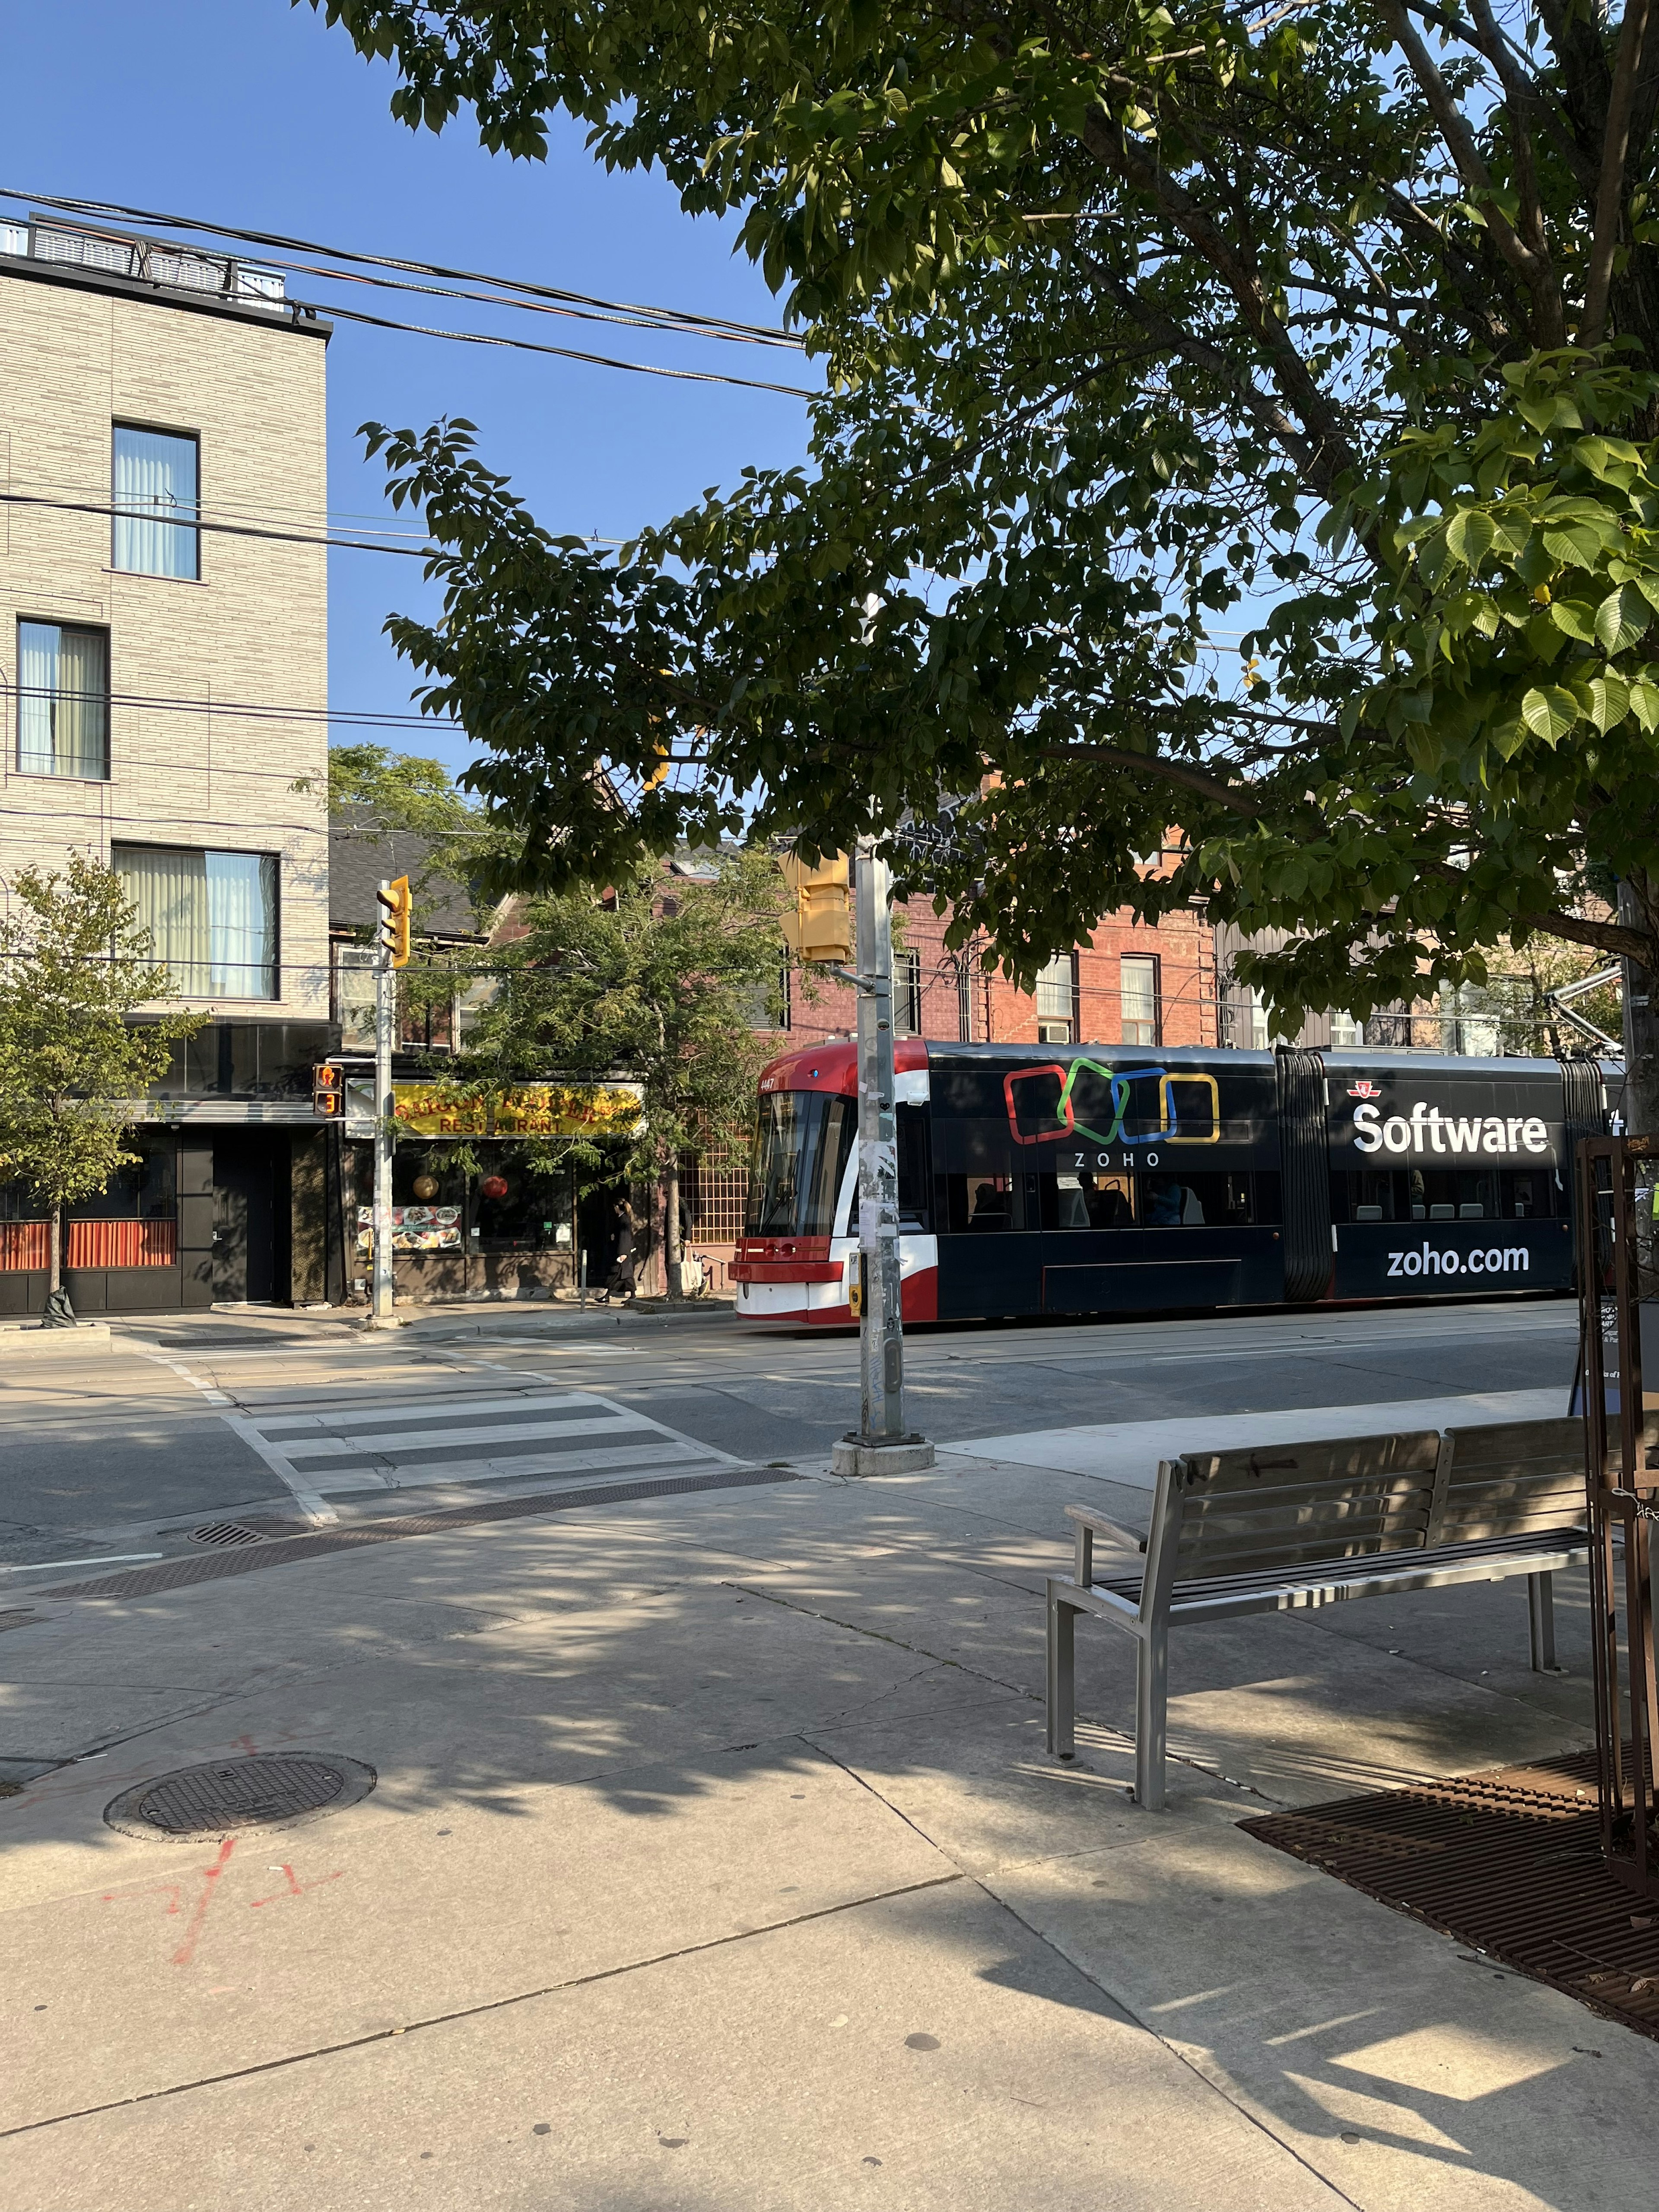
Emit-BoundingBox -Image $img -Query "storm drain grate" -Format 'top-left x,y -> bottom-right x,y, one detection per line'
189,1522 -> 265,1548
1240,1747 -> 1659,2044
104,1752 -> 376,1840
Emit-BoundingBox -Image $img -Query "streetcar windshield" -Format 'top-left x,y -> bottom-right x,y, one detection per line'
746,1092 -> 855,1237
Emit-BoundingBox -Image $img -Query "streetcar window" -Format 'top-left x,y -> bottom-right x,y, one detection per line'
1334,1167 -> 1557,1225
941,1174 -> 1014,1232
1038,1172 -> 1135,1230
745,1093 -> 854,1237
896,1103 -> 931,1228
1141,1173 -> 1255,1227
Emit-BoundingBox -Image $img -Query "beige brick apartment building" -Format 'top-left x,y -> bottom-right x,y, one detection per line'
0,214 -> 334,1314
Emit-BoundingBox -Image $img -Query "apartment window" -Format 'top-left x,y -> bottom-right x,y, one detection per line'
16,621 -> 109,779
895,948 -> 923,1037
956,955 -> 976,1043
1120,955 -> 1160,1046
1036,953 -> 1075,1045
115,844 -> 278,999
113,425 -> 199,580
1329,1009 -> 1364,1048
333,944 -> 378,1053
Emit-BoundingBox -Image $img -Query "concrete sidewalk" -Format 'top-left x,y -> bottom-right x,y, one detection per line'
1,1428 -> 1651,2209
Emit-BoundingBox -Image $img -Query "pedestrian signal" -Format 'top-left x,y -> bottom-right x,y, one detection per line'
376,874 -> 412,969
779,851 -> 854,965
313,1065 -> 343,1117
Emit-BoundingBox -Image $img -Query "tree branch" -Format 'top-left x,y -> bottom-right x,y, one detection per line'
1379,0 -> 1567,345
1583,0 -> 1654,345
1040,743 -> 1264,817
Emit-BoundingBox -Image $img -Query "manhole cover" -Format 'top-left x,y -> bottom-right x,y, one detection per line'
190,1521 -> 264,1547
104,1753 -> 376,1840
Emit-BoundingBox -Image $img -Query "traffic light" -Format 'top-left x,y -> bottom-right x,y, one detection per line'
376,874 -> 412,969
313,1065 -> 342,1117
779,851 -> 854,965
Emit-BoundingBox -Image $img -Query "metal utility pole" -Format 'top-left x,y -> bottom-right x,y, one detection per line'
370,874 -> 410,1329
372,942 -> 395,1325
831,839 -> 934,1477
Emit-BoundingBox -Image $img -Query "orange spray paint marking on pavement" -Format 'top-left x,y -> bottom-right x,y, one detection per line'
249,1864 -> 343,1908
170,1837 -> 236,1966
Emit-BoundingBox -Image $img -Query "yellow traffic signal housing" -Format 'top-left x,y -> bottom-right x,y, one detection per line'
779,851 -> 854,965
643,742 -> 671,791
376,875 -> 412,969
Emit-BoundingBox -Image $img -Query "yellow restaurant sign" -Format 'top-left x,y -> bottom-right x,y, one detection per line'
391,1082 -> 642,1139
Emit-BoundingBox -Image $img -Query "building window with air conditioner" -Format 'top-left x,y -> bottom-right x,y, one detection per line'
1120,954 -> 1160,1046
894,948 -> 923,1037
16,620 -> 109,779
113,424 -> 200,580
114,843 -> 279,999
1036,952 -> 1075,1044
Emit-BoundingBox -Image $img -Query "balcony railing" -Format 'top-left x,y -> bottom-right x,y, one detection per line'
0,217 -> 284,309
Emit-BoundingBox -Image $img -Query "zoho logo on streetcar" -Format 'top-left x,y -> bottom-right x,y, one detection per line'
1351,1101 -> 1549,1157
1386,1242 -> 1530,1279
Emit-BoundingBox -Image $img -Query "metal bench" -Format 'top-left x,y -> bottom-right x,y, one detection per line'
1045,1418 -> 1591,1810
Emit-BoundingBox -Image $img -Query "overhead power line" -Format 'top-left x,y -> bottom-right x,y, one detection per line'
0,184 -> 802,347
311,298 -> 817,398
0,490 -> 437,559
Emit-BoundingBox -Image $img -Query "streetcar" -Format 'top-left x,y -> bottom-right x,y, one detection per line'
731,1039 -> 1613,1327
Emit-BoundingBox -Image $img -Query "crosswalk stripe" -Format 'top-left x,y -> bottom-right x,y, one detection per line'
280,1412 -> 658,1460
254,1391 -> 593,1432
309,1442 -> 724,1495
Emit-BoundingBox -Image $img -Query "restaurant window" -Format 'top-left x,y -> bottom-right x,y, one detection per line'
64,1141 -> 178,1268
115,844 -> 278,998
113,425 -> 200,580
468,1162 -> 575,1252
17,620 -> 108,779
1120,955 -> 1160,1046
1036,953 -> 1075,1045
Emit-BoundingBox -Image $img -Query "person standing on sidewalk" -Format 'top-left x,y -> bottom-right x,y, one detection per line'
603,1197 -> 637,1303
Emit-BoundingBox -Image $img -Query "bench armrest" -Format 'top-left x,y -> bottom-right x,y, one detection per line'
1063,1502 -> 1147,1586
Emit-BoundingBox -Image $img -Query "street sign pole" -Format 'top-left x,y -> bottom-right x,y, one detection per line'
831,839 -> 934,1477
371,895 -> 396,1327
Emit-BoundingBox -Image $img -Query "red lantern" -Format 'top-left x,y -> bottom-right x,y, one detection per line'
480,1174 -> 509,1200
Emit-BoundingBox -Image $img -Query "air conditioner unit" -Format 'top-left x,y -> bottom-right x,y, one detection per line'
1037,1021 -> 1071,1045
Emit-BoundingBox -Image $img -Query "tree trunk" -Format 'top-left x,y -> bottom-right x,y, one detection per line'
1619,878 -> 1659,1138
41,1205 -> 76,1327
664,1160 -> 683,1298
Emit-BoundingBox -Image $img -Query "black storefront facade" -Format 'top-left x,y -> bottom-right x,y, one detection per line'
0,1020 -> 337,1318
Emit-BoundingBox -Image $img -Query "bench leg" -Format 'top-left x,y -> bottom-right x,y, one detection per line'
1527,1571 -> 1558,1672
1135,1623 -> 1169,1811
1046,1588 -> 1076,1759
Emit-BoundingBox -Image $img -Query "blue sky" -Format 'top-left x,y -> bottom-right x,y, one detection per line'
4,0 -> 814,779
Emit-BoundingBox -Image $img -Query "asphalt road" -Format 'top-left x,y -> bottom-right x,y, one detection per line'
0,1293 -> 1582,1580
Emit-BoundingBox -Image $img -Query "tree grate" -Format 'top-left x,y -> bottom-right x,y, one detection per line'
1241,1747 -> 1659,2044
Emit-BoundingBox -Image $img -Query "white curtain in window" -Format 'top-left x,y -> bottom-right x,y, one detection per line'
114,847 -> 275,998
17,622 -> 108,778
1121,957 -> 1158,1042
118,845 -> 210,992
1035,955 -> 1073,1021
206,851 -> 277,997
113,427 -> 199,580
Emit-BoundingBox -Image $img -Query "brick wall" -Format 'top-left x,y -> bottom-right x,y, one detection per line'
0,263 -> 331,1017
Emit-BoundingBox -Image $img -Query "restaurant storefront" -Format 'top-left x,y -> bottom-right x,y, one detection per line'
335,1075 -> 645,1306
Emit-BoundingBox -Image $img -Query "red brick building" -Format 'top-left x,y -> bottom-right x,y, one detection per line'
783,889 -> 1217,1052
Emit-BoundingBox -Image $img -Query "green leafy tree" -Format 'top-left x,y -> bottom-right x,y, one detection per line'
430,848 -> 788,1290
0,857 -> 206,1316
312,1 -> 1659,1125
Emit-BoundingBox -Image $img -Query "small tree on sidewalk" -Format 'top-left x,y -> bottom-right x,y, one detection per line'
0,856 -> 206,1322
441,848 -> 788,1294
